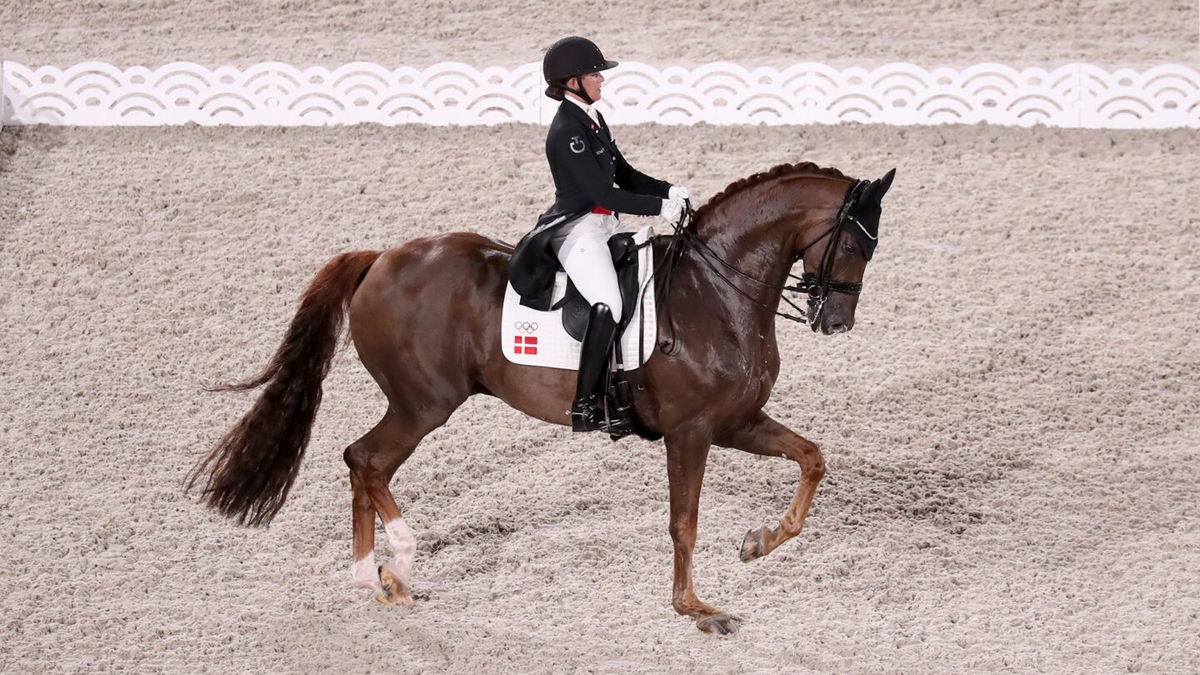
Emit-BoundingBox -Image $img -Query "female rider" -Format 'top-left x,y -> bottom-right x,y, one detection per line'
534,36 -> 689,434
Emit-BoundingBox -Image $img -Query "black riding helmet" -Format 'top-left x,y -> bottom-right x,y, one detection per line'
543,36 -> 617,103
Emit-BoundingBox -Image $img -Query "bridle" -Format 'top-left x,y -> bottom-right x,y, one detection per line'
654,179 -> 873,332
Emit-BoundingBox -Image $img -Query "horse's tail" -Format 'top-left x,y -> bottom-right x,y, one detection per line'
186,250 -> 382,527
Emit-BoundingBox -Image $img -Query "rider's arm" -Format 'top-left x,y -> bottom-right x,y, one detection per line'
595,112 -> 670,198
612,145 -> 671,198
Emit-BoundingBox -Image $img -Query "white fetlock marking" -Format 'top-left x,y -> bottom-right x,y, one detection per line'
384,518 -> 416,583
352,555 -> 379,589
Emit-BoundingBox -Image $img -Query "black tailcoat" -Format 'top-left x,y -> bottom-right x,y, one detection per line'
509,101 -> 671,310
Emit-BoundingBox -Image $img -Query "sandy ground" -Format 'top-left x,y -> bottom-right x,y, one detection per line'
1,120 -> 1198,671
3,0 -> 1198,68
2,1 -> 1199,671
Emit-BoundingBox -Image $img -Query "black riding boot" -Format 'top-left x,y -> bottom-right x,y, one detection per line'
570,303 -> 628,433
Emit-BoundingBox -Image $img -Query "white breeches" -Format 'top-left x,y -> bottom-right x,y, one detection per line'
553,212 -> 624,320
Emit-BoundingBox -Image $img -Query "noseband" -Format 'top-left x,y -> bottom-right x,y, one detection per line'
658,179 -> 872,329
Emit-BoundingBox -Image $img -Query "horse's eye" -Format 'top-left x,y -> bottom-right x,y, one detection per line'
841,240 -> 857,253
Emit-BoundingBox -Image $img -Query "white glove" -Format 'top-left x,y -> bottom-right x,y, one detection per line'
659,197 -> 685,224
668,185 -> 691,201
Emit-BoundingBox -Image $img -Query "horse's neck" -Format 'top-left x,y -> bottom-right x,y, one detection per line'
673,212 -> 791,335
692,188 -> 802,288
682,177 -> 845,322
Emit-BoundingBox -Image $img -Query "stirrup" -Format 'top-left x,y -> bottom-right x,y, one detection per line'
570,395 -> 606,432
570,395 -> 632,435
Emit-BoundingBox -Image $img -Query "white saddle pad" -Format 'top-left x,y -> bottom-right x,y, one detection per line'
502,225 -> 657,370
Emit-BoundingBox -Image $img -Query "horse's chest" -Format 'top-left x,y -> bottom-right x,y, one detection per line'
740,332 -> 780,372
750,354 -> 781,397
725,336 -> 780,401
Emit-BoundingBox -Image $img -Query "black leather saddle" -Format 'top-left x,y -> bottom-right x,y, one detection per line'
553,233 -> 643,342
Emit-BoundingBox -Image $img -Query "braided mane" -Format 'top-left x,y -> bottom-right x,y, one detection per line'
692,162 -> 853,224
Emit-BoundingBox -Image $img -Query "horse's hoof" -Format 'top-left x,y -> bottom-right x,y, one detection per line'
696,613 -> 742,635
374,565 -> 414,608
739,527 -> 768,562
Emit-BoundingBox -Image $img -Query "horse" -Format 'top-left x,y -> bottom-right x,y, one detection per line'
188,162 -> 896,635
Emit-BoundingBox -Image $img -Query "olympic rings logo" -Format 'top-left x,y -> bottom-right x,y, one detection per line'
513,321 -> 539,333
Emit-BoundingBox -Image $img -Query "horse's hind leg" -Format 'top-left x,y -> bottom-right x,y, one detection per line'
344,406 -> 453,606
720,411 -> 826,562
349,468 -> 382,592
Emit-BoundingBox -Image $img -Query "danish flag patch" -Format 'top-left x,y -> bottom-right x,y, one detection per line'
513,335 -> 538,355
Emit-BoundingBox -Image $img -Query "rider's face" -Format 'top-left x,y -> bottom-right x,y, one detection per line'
572,71 -> 604,101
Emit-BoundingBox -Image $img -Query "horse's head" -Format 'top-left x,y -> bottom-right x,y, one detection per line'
799,168 -> 895,334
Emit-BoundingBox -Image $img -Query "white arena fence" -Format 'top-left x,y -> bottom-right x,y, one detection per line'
1,61 -> 1198,129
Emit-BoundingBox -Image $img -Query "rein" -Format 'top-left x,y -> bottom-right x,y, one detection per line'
652,179 -> 869,332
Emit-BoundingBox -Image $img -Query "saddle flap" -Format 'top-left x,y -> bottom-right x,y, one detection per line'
558,232 -> 642,341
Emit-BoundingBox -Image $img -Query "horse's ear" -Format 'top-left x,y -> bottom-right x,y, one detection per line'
858,179 -> 878,205
877,168 -> 896,199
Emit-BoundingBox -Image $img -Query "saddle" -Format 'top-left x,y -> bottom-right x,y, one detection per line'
552,233 -> 642,342
500,225 -> 658,373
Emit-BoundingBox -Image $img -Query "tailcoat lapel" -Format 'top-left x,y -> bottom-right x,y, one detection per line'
562,101 -> 617,155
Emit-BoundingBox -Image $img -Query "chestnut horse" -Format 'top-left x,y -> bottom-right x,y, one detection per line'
188,162 -> 895,635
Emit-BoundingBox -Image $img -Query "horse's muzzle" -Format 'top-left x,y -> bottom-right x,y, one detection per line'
816,312 -> 855,335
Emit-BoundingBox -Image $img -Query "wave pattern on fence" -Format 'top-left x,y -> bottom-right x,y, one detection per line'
2,61 -> 1198,128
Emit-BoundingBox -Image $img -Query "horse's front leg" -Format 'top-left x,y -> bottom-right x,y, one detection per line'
720,411 -> 826,562
665,425 -> 743,635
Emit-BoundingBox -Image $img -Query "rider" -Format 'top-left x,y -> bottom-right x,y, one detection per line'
539,36 -> 690,433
